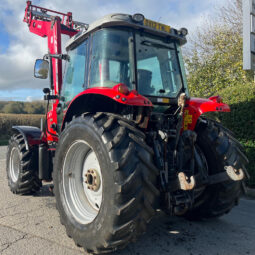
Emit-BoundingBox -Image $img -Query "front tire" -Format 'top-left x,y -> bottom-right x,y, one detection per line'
53,113 -> 159,254
6,134 -> 41,194
184,119 -> 248,220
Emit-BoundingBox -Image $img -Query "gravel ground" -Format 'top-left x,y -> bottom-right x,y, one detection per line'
0,145 -> 255,255
0,146 -> 7,162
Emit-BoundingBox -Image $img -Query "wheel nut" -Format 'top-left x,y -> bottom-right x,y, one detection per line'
84,169 -> 100,191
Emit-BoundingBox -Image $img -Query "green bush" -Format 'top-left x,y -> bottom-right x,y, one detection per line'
204,82 -> 255,186
216,82 -> 255,138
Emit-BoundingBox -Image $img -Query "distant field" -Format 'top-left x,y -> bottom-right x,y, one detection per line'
0,113 -> 44,145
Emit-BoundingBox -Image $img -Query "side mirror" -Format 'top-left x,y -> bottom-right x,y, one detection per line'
34,59 -> 49,79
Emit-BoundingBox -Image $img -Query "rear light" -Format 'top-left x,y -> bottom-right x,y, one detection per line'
216,96 -> 223,103
209,95 -> 223,103
118,84 -> 130,95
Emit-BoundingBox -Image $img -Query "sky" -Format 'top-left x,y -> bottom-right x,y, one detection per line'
0,0 -> 227,101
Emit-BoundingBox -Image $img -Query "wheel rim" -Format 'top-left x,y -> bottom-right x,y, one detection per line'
9,147 -> 20,183
62,140 -> 103,225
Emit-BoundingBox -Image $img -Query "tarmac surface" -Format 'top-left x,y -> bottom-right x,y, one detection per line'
0,145 -> 255,255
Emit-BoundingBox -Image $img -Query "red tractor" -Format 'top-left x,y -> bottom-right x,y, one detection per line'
6,1 -> 248,254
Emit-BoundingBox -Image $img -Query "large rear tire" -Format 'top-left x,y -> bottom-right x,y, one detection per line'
53,113 -> 159,254
6,134 -> 41,194
184,119 -> 248,220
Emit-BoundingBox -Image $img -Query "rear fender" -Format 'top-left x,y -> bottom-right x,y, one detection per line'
183,96 -> 230,131
61,85 -> 152,131
12,126 -> 46,151
73,84 -> 153,107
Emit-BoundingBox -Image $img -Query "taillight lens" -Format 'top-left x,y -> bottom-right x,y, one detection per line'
216,96 -> 223,103
118,84 -> 130,95
209,95 -> 223,103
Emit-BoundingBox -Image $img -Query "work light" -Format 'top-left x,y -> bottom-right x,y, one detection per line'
132,13 -> 144,23
180,27 -> 188,36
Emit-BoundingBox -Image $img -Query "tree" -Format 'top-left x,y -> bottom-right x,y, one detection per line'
0,101 -> 45,114
24,101 -> 45,114
3,102 -> 25,114
185,0 -> 253,97
0,102 -> 5,112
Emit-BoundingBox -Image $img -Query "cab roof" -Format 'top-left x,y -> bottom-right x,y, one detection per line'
66,13 -> 187,50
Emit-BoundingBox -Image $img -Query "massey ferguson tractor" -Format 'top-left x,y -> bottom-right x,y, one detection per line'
6,1 -> 249,254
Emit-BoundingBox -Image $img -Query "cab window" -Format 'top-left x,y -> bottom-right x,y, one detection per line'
88,28 -> 134,89
61,40 -> 88,102
136,32 -> 183,98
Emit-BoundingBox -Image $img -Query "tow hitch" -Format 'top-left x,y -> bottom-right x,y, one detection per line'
178,172 -> 195,190
208,166 -> 245,185
224,166 -> 244,181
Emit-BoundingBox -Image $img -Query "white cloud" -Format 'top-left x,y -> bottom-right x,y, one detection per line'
26,96 -> 33,102
0,0 -> 228,99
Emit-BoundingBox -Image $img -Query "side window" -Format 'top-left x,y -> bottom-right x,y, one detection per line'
176,44 -> 189,96
167,50 -> 181,93
61,40 -> 87,103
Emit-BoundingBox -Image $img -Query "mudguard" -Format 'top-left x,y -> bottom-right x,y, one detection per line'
61,84 -> 153,131
76,84 -> 153,106
183,96 -> 230,131
12,126 -> 45,151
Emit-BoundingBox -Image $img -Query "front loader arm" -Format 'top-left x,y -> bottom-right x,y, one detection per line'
23,1 -> 79,94
23,1 -> 86,141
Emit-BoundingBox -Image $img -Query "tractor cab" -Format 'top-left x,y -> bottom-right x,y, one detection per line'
61,14 -> 189,108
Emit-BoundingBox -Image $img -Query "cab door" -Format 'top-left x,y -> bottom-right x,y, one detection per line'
57,38 -> 89,132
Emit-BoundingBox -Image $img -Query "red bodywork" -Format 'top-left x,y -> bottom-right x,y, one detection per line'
183,96 -> 230,131
24,1 -> 231,145
61,84 -> 153,130
69,84 -> 153,107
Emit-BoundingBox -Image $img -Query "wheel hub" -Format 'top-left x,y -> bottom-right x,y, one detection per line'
84,169 -> 101,191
